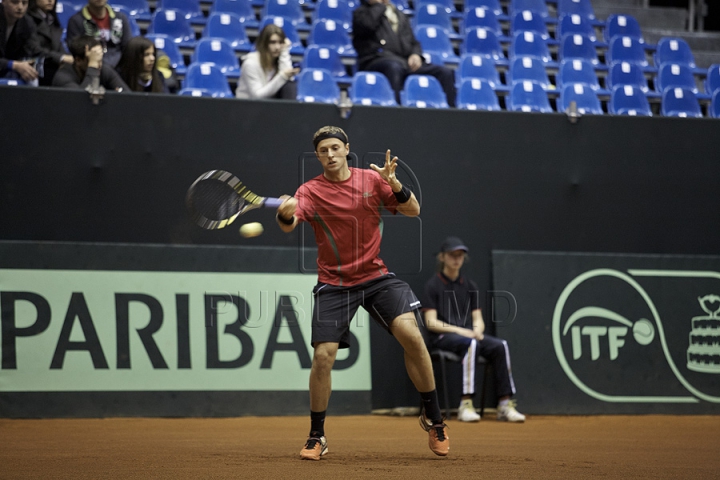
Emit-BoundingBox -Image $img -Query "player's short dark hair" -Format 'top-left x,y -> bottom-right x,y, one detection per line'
68,36 -> 103,60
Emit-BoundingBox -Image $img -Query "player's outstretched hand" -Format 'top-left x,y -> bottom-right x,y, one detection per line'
370,149 -> 401,191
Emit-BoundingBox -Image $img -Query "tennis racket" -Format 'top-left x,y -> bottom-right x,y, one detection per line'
186,170 -> 284,230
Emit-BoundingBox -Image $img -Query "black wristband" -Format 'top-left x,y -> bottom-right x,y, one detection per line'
394,185 -> 412,203
276,213 -> 295,225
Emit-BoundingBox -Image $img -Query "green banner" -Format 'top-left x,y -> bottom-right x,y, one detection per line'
0,269 -> 371,392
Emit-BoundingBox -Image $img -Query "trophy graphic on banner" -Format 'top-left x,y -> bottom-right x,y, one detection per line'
687,294 -> 720,373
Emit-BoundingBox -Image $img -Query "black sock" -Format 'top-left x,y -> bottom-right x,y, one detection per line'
420,390 -> 443,425
310,410 -> 326,437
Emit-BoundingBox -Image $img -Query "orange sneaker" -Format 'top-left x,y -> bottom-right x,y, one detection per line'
419,413 -> 449,456
300,435 -> 328,461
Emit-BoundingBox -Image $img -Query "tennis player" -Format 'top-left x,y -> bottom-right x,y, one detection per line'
276,126 -> 449,460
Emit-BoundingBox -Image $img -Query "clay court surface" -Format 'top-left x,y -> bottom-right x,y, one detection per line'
2,414 -> 719,479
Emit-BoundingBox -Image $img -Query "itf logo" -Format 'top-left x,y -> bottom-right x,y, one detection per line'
552,269 -> 720,404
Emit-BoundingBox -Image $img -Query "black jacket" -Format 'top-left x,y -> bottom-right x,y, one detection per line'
351,0 -> 422,70
0,10 -> 41,75
28,8 -> 68,85
52,63 -> 129,91
66,5 -> 132,68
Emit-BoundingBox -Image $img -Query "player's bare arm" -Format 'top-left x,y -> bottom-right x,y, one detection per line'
370,149 -> 420,217
276,195 -> 298,232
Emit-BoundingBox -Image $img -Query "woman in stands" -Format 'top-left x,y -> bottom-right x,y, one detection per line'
117,36 -> 168,93
235,24 -> 299,99
27,0 -> 73,86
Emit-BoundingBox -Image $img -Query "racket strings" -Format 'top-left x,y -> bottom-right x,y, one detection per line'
189,179 -> 244,221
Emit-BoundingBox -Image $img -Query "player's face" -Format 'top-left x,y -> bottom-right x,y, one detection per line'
4,0 -> 29,20
442,250 -> 466,270
315,138 -> 349,174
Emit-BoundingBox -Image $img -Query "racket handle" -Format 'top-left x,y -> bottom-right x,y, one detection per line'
264,198 -> 284,209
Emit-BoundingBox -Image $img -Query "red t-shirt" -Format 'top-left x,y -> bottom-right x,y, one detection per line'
90,10 -> 111,42
295,167 -> 400,286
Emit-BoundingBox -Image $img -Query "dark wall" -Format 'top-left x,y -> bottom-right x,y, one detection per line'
2,86 -> 720,409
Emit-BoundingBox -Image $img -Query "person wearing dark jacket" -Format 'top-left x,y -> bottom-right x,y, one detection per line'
52,35 -> 128,91
0,0 -> 42,83
27,0 -> 73,85
352,0 -> 456,106
65,0 -> 131,68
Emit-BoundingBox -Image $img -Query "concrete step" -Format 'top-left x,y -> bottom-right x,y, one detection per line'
593,5 -> 689,31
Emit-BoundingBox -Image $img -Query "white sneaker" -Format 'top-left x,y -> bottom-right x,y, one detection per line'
497,400 -> 526,423
457,400 -> 481,422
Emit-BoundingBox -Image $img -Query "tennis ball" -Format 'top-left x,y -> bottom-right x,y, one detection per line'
632,318 -> 655,346
239,222 -> 264,238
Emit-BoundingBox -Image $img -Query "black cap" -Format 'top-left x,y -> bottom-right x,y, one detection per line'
440,236 -> 468,253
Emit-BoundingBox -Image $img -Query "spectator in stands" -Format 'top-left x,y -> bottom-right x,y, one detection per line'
422,236 -> 526,423
117,36 -> 168,93
65,0 -> 132,68
352,0 -> 456,107
0,0 -> 41,84
28,0 -> 73,86
53,35 -> 128,90
235,24 -> 299,99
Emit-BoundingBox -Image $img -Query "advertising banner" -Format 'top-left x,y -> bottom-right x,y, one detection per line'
0,242 -> 371,417
492,251 -> 720,414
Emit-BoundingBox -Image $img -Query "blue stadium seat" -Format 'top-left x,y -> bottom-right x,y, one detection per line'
655,37 -> 698,70
313,0 -> 353,32
302,45 -> 350,85
61,0 -> 85,9
415,0 -> 460,19
463,27 -> 508,66
510,31 -> 555,66
349,71 -> 397,106
148,9 -> 197,48
559,33 -> 602,68
0,78 -> 27,86
464,0 -> 507,21
258,16 -> 305,55
113,0 -> 152,21
178,87 -> 213,96
557,0 -> 596,21
146,33 -> 188,75
55,1 -> 80,31
401,74 -> 449,108
710,90 -> 720,118
414,25 -> 460,65
296,68 -> 341,103
413,4 -> 459,40
705,64 -> 720,96
263,0 -> 309,31
113,6 -> 141,35
183,63 -> 233,97
510,0 -> 551,20
210,0 -> 259,28
511,10 -> 555,45
507,56 -> 551,90
656,63 -> 708,99
607,36 -> 654,72
456,78 -> 501,110
203,13 -> 253,52
308,19 -> 356,57
462,7 -> 506,41
191,38 -> 241,78
605,13 -> 643,43
661,86 -> 702,118
558,83 -> 603,114
158,0 -> 206,25
456,54 -> 506,91
557,58 -> 607,94
392,0 -> 412,15
557,14 -> 600,44
606,61 -> 653,96
507,80 -> 553,112
609,84 -> 652,116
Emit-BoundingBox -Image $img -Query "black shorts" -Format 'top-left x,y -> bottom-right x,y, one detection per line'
311,274 -> 421,349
